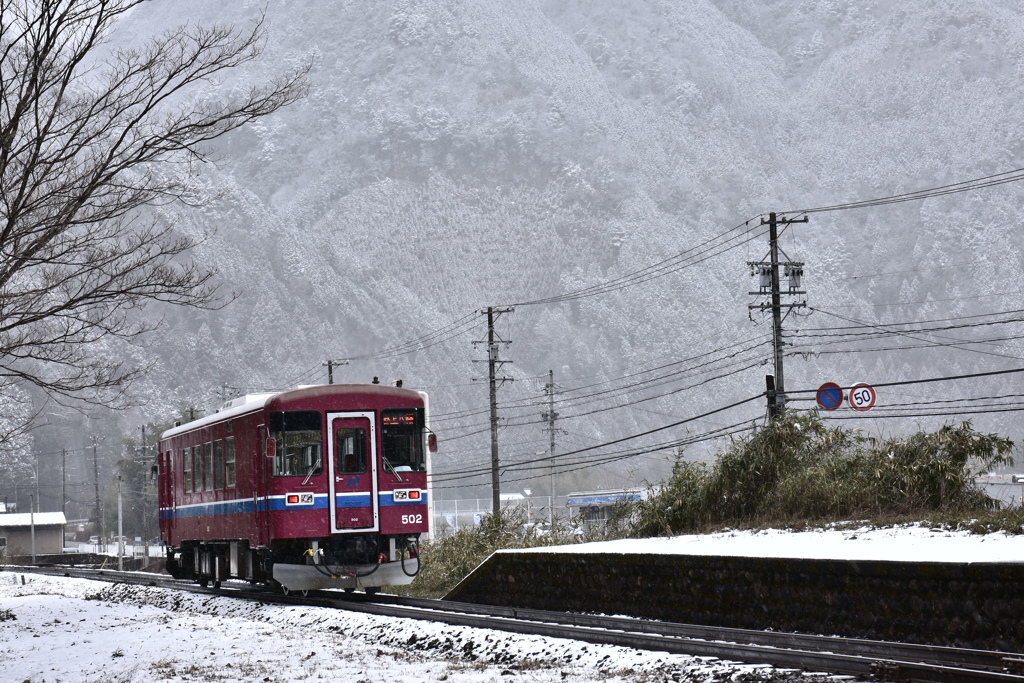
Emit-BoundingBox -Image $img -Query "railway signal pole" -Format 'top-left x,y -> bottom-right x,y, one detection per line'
473,306 -> 514,515
748,212 -> 807,417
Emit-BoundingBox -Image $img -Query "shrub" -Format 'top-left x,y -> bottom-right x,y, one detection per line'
400,507 -> 617,598
628,412 -> 1014,536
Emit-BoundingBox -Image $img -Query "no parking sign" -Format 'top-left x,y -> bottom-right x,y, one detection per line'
815,383 -> 844,411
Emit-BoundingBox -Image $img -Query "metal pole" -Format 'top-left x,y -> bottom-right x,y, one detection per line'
30,493 -> 36,563
61,449 -> 66,517
34,451 -> 40,514
545,369 -> 557,526
768,212 -> 785,414
92,441 -> 101,541
140,429 -> 148,559
117,475 -> 124,571
488,307 -> 500,516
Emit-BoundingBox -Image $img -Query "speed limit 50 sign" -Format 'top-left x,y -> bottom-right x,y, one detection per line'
849,383 -> 876,411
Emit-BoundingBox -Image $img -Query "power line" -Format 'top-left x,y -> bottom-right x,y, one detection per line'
798,307 -> 1024,333
787,366 -> 1024,395
822,404 -> 1024,421
509,217 -> 763,306
434,351 -> 768,441
787,166 -> 1024,214
791,307 -> 1024,361
347,312 -> 483,360
430,419 -> 756,489
827,290 -> 1024,310
431,392 -> 766,483
789,337 -> 1024,358
430,334 -> 769,425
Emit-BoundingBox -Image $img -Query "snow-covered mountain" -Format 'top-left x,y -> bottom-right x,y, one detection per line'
68,0 -> 1024,502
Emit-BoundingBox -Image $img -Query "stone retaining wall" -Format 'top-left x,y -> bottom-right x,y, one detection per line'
445,551 -> 1024,651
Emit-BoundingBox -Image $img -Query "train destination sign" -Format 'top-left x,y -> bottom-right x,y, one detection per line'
849,383 -> 877,411
383,411 -> 417,426
815,383 -> 844,411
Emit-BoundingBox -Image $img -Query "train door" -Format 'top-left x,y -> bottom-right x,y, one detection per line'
159,449 -> 175,543
326,412 -> 378,532
256,425 -> 271,545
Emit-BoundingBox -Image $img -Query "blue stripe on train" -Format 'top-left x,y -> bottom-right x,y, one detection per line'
160,491 -> 428,519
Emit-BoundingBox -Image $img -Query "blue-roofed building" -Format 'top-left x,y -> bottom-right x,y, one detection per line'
567,489 -> 643,530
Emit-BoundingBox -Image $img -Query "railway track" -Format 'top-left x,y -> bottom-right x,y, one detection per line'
7,564 -> 1024,683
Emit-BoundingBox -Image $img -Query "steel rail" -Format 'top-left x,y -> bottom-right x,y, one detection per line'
393,595 -> 1017,674
6,565 -> 1023,683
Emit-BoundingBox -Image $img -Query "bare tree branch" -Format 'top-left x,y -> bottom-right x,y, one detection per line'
0,0 -> 308,414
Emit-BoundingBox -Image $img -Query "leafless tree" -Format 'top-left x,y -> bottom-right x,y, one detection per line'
0,1 -> 308,412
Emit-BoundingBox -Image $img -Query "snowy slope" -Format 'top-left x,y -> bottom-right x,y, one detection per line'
90,0 -> 1024,497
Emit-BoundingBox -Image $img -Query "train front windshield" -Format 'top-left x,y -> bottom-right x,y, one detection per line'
381,408 -> 426,472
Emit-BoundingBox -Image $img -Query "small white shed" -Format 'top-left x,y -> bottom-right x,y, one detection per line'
0,512 -> 67,556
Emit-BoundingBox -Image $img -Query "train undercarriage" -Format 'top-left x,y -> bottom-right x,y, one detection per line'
165,533 -> 421,594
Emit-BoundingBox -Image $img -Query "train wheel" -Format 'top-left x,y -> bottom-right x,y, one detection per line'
365,587 -> 379,596
198,578 -> 209,588
213,580 -> 221,589
344,588 -> 354,594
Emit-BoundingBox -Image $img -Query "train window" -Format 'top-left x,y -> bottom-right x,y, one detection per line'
381,408 -> 426,473
270,411 -> 322,477
182,448 -> 192,494
191,446 -> 200,493
225,437 -> 236,488
213,440 -> 225,490
203,442 -> 214,491
336,428 -> 367,474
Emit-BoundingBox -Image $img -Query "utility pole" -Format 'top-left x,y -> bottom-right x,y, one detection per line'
61,448 -> 66,517
117,475 -> 124,571
472,306 -> 514,515
30,493 -> 35,563
748,212 -> 807,417
92,439 -> 102,542
140,426 -> 149,549
542,370 -> 559,526
323,359 -> 349,384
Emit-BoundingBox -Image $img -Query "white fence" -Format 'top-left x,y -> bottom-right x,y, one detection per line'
431,495 -> 566,536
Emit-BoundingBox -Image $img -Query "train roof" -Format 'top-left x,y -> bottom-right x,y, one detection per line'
160,383 -> 426,441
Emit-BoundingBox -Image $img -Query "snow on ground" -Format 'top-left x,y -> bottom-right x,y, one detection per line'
0,573 -> 840,683
521,524 -> 1024,563
8,525 -> 1001,682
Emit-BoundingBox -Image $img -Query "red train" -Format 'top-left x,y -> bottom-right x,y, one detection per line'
156,383 -> 435,593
